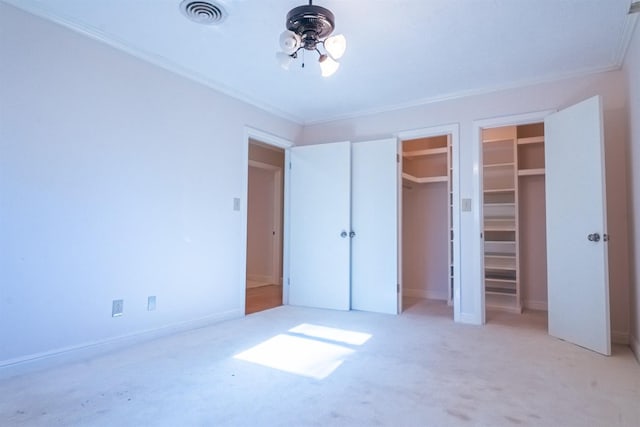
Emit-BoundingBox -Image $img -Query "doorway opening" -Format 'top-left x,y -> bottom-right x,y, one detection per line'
399,133 -> 454,318
479,122 -> 547,324
245,139 -> 285,314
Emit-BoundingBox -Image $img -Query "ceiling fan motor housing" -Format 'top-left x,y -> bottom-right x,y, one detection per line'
286,4 -> 335,50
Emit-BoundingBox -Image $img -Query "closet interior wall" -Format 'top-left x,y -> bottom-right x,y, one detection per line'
517,124 -> 548,311
402,135 -> 451,303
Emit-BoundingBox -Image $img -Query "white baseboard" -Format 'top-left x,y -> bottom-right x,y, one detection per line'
403,288 -> 448,301
0,308 -> 243,380
611,330 -> 629,345
629,334 -> 639,363
457,312 -> 481,325
523,300 -> 548,311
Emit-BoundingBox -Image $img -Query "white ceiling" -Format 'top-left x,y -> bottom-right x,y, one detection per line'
4,0 -> 637,124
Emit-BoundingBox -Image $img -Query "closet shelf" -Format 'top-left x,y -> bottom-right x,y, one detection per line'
484,252 -> 516,260
486,289 -> 517,296
485,254 -> 516,265
485,277 -> 517,285
483,162 -> 515,169
484,265 -> 516,272
402,172 -> 447,184
484,188 -> 515,193
518,168 -> 545,176
484,246 -> 516,252
403,147 -> 447,158
517,136 -> 544,145
483,137 -> 514,144
484,224 -> 516,232
483,202 -> 515,207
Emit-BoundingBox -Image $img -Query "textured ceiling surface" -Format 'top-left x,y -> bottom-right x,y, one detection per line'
3,0 -> 637,124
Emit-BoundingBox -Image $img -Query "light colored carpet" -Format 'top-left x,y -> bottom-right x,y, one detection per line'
1,299 -> 639,426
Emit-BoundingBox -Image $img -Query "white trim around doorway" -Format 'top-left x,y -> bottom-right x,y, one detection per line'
242,127 -> 293,311
396,123 -> 462,323
471,110 -> 555,325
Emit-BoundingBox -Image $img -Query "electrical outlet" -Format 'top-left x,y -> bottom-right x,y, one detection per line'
462,198 -> 472,212
147,296 -> 156,311
112,299 -> 124,317
233,197 -> 241,211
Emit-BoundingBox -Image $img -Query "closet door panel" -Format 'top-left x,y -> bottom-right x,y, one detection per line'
545,95 -> 610,355
289,141 -> 351,310
351,138 -> 399,314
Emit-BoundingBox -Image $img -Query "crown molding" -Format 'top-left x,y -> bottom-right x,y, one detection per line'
1,0 -> 305,125
302,63 -> 621,126
3,0 -> 635,128
613,9 -> 639,67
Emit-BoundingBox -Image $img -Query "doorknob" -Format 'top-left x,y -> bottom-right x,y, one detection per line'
587,233 -> 601,242
349,231 -> 356,238
340,231 -> 348,238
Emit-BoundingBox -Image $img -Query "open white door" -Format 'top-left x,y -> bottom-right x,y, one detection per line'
351,138 -> 399,314
545,95 -> 610,355
289,141 -> 351,310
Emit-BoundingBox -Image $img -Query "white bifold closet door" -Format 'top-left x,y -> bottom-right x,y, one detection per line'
351,138 -> 399,314
289,141 -> 351,310
288,139 -> 399,314
545,95 -> 610,356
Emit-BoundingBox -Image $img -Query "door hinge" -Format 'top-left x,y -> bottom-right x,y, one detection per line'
397,283 -> 400,293
396,154 -> 400,163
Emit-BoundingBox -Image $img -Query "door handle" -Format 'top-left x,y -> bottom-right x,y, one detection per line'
340,230 -> 348,238
349,231 -> 356,238
587,233 -> 601,242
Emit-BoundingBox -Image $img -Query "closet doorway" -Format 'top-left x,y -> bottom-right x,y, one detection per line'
398,125 -> 460,319
474,96 -> 611,355
479,122 -> 547,316
245,139 -> 285,314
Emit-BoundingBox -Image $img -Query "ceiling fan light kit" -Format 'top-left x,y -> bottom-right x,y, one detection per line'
276,0 -> 346,77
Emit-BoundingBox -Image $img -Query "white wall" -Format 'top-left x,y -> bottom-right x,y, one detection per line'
623,20 -> 640,360
303,70 -> 630,338
0,4 -> 300,368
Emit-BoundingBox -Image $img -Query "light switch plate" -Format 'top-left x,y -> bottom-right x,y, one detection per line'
147,296 -> 156,311
112,299 -> 123,317
233,197 -> 240,211
462,198 -> 472,212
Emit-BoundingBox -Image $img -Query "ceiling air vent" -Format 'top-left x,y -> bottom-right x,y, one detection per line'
180,0 -> 227,25
630,1 -> 640,14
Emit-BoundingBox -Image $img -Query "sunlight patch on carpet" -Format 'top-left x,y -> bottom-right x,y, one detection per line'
233,324 -> 372,379
234,334 -> 353,379
288,323 -> 372,345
